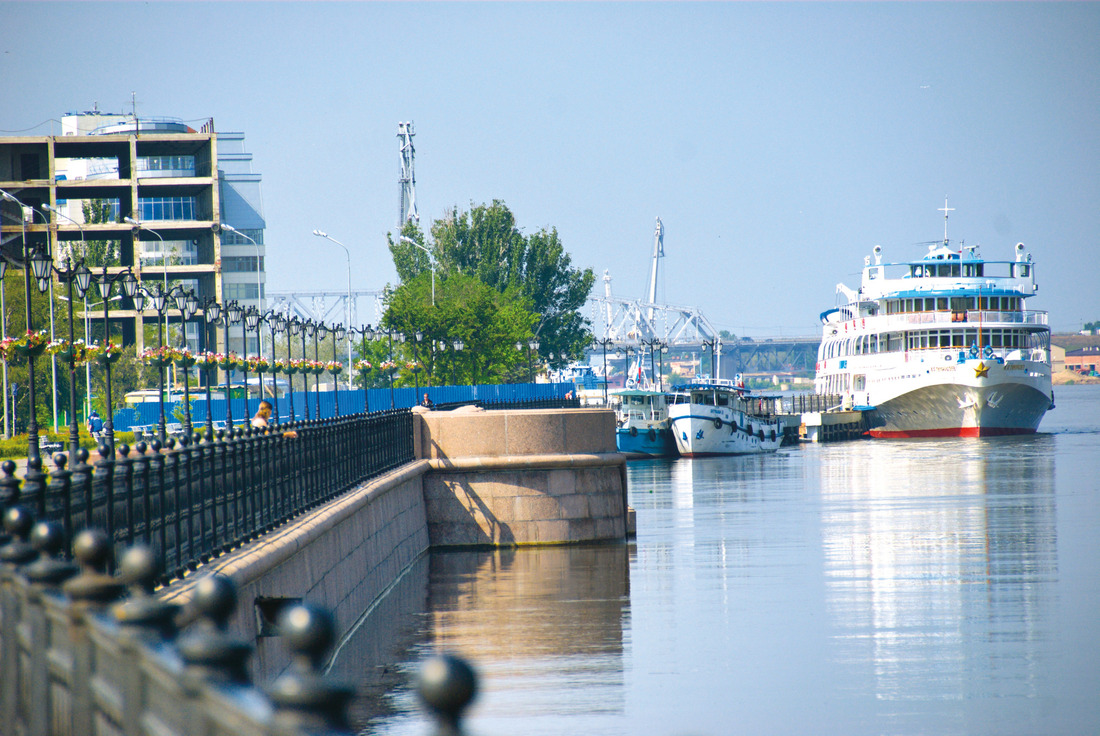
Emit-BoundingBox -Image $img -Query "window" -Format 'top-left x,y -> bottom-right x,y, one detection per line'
138,197 -> 196,220
223,282 -> 264,300
222,256 -> 264,272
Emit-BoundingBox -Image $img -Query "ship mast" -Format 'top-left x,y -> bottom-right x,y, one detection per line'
646,217 -> 664,322
938,197 -> 955,247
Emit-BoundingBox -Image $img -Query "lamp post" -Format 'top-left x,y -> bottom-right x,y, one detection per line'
220,224 -> 264,356
312,230 -> 354,387
413,331 -> 423,400
262,310 -> 284,423
173,288 -> 199,437
286,316 -> 301,422
300,319 -> 313,420
44,203 -> 88,436
1,190 -> 51,459
244,306 -> 261,420
200,297 -> 222,438
331,323 -> 346,416
92,265 -> 139,454
54,258 -> 93,456
132,282 -> 176,442
451,339 -> 464,386
310,319 -> 323,420
223,300 -> 243,427
593,337 -> 613,404
527,339 -> 540,383
124,217 -> 169,338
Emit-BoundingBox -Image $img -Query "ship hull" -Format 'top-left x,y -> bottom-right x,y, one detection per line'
863,360 -> 1052,438
669,407 -> 783,457
616,426 -> 677,457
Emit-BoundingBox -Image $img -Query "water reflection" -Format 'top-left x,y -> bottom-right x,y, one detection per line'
817,435 -> 1058,710
352,545 -> 630,735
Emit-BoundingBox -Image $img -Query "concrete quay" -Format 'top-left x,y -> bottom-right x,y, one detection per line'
159,406 -> 631,671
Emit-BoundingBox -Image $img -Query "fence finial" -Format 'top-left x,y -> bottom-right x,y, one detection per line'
417,654 -> 478,736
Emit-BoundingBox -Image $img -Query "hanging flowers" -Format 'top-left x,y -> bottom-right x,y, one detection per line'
272,358 -> 290,373
354,359 -> 373,373
141,345 -> 179,368
379,360 -> 397,372
325,360 -> 344,375
405,361 -> 419,372
0,330 -> 50,361
46,338 -> 94,365
215,352 -> 240,371
246,355 -> 271,373
194,351 -> 221,370
173,347 -> 197,369
87,341 -> 123,365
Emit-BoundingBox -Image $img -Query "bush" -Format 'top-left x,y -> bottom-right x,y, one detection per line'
0,429 -> 133,460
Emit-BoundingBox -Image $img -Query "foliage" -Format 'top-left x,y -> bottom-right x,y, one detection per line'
0,430 -> 101,460
1084,320 -> 1099,333
81,199 -> 121,268
384,272 -> 535,386
388,200 -> 595,370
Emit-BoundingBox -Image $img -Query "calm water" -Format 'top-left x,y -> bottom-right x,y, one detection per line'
336,385 -> 1100,736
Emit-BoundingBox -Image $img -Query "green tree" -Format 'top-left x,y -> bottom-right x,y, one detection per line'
81,199 -> 121,268
384,272 -> 535,386
388,200 -> 595,368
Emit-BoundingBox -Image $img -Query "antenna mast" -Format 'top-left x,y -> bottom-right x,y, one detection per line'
398,122 -> 419,226
938,197 -> 955,245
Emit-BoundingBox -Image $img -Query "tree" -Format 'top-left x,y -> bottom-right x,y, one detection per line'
389,200 -> 595,368
384,272 -> 535,386
81,199 -> 121,268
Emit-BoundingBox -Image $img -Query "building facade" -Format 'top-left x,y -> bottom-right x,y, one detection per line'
0,110 -> 265,356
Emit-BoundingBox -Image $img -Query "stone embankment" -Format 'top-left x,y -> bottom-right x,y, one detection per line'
159,406 -> 630,672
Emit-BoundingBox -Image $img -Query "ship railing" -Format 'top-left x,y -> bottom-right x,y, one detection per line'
842,310 -> 1049,332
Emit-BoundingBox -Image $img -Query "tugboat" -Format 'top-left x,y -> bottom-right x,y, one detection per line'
814,203 -> 1054,437
612,389 -> 676,457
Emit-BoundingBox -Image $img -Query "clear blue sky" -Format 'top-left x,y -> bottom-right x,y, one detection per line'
3,2 -> 1097,336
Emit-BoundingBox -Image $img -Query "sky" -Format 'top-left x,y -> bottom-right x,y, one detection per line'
2,2 -> 1098,337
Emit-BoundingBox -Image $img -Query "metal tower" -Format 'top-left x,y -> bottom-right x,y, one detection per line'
398,122 -> 419,226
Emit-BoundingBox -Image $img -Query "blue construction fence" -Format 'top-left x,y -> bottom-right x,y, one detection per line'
111,382 -> 578,433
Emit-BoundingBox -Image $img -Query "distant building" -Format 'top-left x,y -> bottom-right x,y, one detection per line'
0,109 -> 265,355
1065,345 -> 1100,375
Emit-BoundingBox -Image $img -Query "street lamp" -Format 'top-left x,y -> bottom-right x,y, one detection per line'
132,282 -> 178,441
310,319 -> 323,420
222,300 -> 244,427
244,306 -> 261,419
124,216 -> 169,339
450,339 -> 465,386
286,316 -> 301,422
262,309 -> 285,424
220,224 -> 264,355
413,331 -> 423,400
527,339 -> 540,383
701,337 -> 719,380
397,235 -> 436,306
201,297 -> 222,438
332,323 -> 346,416
300,319 -> 314,420
2,189 -> 64,461
53,258 -> 94,456
593,337 -> 614,404
92,265 -> 139,454
312,230 -> 354,384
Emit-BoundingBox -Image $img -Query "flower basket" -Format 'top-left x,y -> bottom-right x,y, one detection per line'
195,353 -> 220,372
88,342 -> 123,366
141,346 -> 178,369
327,361 -> 344,376
283,363 -> 299,376
47,339 -> 93,365
247,356 -> 271,373
216,353 -> 240,371
174,354 -> 197,369
354,360 -> 373,374
3,330 -> 50,360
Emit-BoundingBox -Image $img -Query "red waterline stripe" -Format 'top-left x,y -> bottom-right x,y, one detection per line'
869,426 -> 1035,438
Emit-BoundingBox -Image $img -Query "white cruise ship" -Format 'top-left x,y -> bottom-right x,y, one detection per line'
815,219 -> 1054,438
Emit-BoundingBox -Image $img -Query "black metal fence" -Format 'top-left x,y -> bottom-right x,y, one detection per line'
0,529 -> 478,736
6,408 -> 414,582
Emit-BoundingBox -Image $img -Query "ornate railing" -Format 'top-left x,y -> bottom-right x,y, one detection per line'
8,409 -> 414,583
0,527 -> 480,736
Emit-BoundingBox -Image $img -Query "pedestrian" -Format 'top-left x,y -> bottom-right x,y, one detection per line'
88,410 -> 103,436
421,393 -> 434,408
252,400 -> 297,437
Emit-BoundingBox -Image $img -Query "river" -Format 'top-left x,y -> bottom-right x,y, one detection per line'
334,384 -> 1100,736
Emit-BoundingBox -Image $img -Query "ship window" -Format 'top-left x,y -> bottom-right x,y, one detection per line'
716,394 -> 729,406
991,331 -> 1003,348
979,297 -> 988,309
1017,264 -> 1030,277
937,298 -> 948,310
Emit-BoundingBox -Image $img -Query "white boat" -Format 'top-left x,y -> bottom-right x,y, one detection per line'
814,209 -> 1054,438
668,379 -> 785,456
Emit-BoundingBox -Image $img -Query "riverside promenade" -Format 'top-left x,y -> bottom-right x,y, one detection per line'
0,403 -> 630,735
